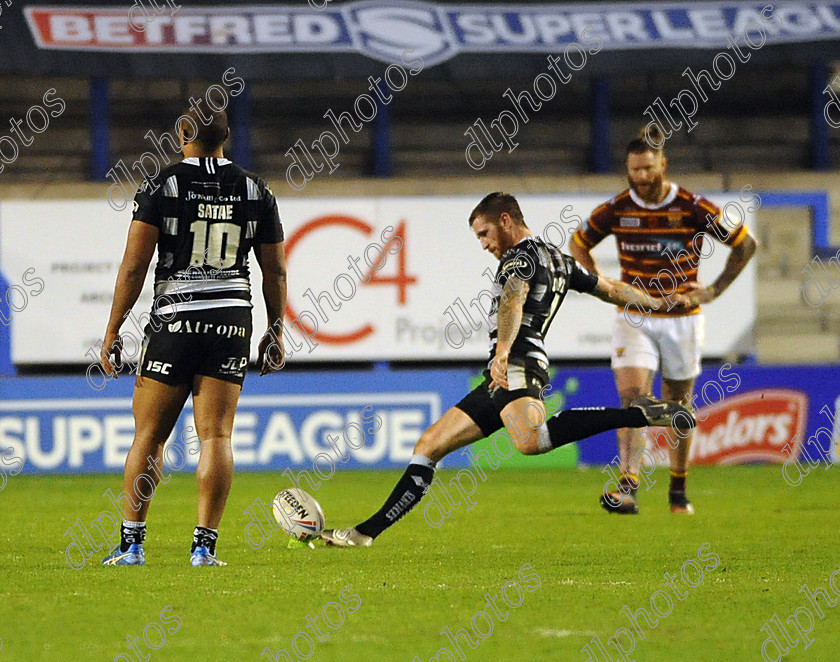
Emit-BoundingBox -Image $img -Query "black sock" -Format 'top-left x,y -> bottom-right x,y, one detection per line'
547,407 -> 647,449
120,521 -> 146,552
192,526 -> 219,555
670,471 -> 687,493
356,455 -> 435,539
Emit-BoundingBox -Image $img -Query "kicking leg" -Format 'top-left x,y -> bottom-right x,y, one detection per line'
499,390 -> 658,456
493,388 -> 693,516
322,407 -> 483,547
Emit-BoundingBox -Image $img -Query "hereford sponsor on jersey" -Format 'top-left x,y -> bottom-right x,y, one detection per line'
619,240 -> 663,253
689,389 -> 808,465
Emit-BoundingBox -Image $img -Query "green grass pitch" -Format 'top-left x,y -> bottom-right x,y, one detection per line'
2,466 -> 839,661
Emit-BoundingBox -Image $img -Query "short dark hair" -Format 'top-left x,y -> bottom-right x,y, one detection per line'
178,107 -> 229,151
469,192 -> 525,227
627,125 -> 665,156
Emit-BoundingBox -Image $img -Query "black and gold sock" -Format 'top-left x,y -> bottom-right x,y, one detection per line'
620,473 -> 640,494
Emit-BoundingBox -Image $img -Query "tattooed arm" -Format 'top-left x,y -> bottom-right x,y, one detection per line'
489,275 -> 529,390
685,232 -> 758,305
589,274 -> 690,310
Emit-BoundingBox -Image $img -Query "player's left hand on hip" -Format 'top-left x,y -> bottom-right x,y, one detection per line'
684,281 -> 716,306
670,293 -> 693,310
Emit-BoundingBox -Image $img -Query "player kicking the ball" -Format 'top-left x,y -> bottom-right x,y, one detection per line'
321,192 -> 697,548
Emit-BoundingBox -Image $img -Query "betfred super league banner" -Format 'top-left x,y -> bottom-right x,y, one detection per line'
0,369 -> 464,475
22,3 -> 840,64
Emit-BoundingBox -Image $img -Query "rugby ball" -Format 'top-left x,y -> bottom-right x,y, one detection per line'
271,488 -> 326,542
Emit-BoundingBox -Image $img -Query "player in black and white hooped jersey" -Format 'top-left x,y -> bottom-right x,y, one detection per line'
322,192 -> 698,548
483,229 -> 593,392
100,106 -> 286,566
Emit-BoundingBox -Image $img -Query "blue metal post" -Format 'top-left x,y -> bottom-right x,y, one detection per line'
90,77 -> 110,181
591,77 -> 610,174
811,62 -> 830,170
371,91 -> 392,177
0,270 -> 14,375
230,86 -> 252,170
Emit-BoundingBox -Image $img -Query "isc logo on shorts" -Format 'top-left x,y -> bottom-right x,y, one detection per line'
145,360 -> 172,374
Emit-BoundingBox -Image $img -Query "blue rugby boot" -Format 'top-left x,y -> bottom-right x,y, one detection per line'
190,545 -> 227,566
102,544 -> 145,566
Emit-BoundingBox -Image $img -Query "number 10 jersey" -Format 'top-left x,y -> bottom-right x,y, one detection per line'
132,157 -> 284,317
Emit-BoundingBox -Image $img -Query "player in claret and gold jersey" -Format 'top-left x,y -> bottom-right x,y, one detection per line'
570,129 -> 757,515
